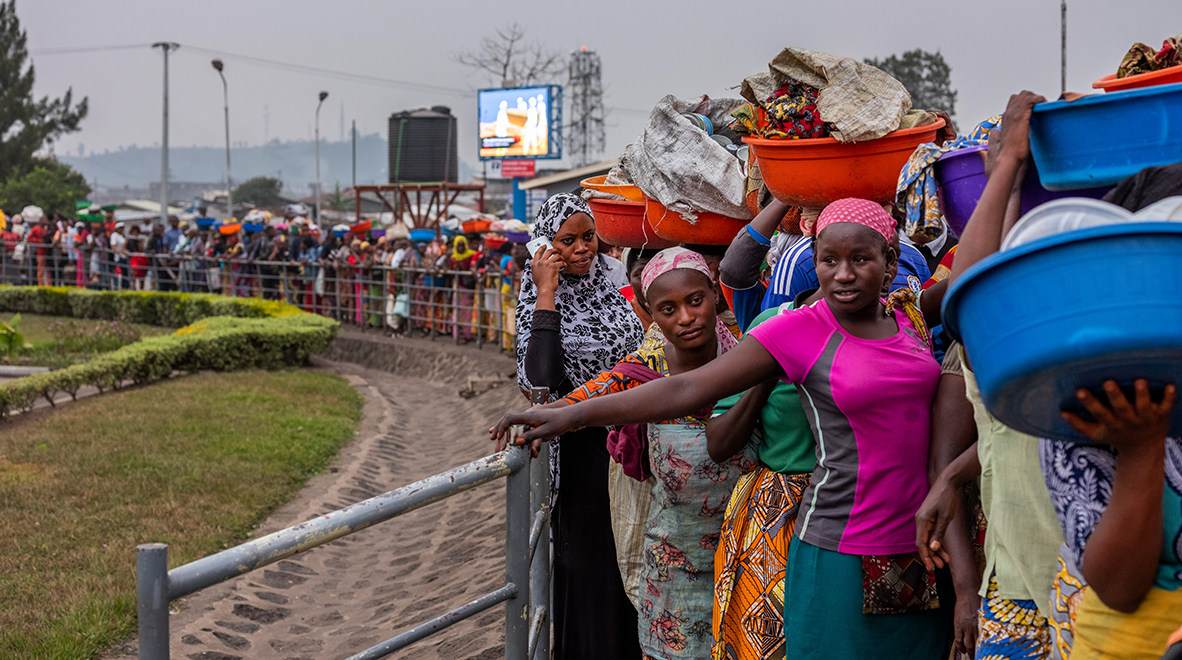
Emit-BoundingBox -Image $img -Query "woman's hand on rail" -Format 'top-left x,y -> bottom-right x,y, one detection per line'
490,406 -> 578,451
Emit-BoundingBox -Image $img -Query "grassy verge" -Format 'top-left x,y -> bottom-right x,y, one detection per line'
12,313 -> 170,347
0,370 -> 363,659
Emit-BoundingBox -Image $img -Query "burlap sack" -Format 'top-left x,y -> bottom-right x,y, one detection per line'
740,47 -> 912,143
619,95 -> 753,221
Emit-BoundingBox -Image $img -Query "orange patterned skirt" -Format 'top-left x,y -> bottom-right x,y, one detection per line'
712,467 -> 810,660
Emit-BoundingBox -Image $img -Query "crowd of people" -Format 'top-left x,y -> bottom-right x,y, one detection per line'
0,205 -> 536,343
488,91 -> 1182,660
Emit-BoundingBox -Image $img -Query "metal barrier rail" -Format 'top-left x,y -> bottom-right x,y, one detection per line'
0,240 -> 522,350
135,386 -> 552,660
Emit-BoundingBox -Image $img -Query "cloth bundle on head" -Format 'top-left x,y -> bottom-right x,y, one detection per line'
816,198 -> 896,243
896,116 -> 1000,241
640,246 -> 738,353
21,206 -> 44,222
515,193 -> 643,501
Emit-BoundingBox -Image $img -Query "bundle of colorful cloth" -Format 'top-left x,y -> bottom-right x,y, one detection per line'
1118,32 -> 1182,78
732,81 -> 828,140
895,116 -> 1000,242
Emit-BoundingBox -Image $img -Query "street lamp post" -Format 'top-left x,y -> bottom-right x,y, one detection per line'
212,59 -> 232,219
315,91 -> 328,226
153,42 -> 179,226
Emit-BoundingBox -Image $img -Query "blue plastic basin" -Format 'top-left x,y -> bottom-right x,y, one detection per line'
409,228 -> 436,242
1029,81 -> 1182,190
943,221 -> 1182,442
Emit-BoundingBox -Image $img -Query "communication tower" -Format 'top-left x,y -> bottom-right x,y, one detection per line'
566,48 -> 605,167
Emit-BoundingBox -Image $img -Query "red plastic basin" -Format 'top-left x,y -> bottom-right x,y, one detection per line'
587,198 -> 677,249
1093,66 -> 1182,92
644,197 -> 747,246
743,119 -> 945,207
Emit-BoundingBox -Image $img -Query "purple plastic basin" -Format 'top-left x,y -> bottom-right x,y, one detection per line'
934,145 -> 1110,236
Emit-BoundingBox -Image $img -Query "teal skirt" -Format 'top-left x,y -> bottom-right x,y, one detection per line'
784,539 -> 947,659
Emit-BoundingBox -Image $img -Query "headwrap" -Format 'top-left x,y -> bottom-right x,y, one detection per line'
452,235 -> 476,261
640,246 -> 739,353
895,116 -> 1000,241
21,206 -> 44,223
815,198 -> 896,243
515,193 -> 643,501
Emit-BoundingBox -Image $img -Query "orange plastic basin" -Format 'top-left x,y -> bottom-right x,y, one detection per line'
581,175 -> 645,202
1093,66 -> 1182,92
350,220 -> 373,234
644,197 -> 748,246
461,218 -> 491,233
218,223 -> 241,235
743,119 -> 945,207
587,198 -> 677,249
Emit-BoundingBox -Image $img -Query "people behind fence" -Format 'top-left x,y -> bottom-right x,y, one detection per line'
0,211 -> 535,340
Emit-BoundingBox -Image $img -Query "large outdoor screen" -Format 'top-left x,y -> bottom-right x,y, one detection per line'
478,85 -> 562,161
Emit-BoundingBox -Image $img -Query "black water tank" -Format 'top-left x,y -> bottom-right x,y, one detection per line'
388,106 -> 459,183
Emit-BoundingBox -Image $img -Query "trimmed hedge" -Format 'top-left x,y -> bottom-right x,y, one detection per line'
0,288 -> 339,418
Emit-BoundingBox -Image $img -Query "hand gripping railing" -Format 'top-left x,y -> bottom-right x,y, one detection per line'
135,387 -> 552,660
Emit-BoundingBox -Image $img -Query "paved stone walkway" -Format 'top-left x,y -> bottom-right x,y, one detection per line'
108,338 -> 525,660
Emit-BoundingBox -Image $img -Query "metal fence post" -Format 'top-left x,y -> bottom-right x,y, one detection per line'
505,442 -> 531,658
137,543 -> 170,660
528,387 -> 551,660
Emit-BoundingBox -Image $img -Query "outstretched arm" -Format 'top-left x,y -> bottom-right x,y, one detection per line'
492,337 -> 783,444
706,379 -> 777,463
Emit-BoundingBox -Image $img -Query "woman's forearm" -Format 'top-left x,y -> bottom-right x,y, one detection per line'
706,380 -> 776,463
1083,443 -> 1166,613
535,288 -> 556,312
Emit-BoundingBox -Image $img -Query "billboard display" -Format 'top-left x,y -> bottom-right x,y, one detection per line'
478,85 -> 562,161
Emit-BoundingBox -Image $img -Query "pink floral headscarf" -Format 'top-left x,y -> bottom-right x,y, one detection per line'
815,198 -> 896,243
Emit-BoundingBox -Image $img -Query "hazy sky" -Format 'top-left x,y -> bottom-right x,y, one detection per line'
19,0 -> 1182,173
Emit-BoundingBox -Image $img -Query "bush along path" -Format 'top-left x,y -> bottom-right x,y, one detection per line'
0,287 -> 338,418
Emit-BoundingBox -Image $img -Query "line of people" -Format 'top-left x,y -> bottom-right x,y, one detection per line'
490,92 -> 1182,660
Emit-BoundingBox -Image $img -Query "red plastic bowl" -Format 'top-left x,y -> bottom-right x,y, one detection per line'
643,197 -> 747,246
587,198 -> 677,249
1093,66 -> 1182,92
743,119 -> 945,207
350,220 -> 372,234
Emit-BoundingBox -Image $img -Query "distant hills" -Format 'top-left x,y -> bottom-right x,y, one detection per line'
61,134 -> 476,195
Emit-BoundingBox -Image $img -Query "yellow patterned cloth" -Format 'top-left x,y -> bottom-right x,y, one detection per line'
1048,547 -> 1085,660
976,573 -> 1052,660
712,467 -> 810,660
1071,586 -> 1182,660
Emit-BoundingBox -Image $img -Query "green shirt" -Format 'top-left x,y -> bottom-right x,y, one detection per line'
711,305 -> 816,474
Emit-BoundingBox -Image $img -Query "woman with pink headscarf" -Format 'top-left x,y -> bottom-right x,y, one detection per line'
494,199 -> 946,659
498,246 -> 752,660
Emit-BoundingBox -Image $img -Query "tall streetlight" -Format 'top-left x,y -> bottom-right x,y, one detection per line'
315,91 -> 329,226
153,42 -> 179,226
211,59 -> 232,219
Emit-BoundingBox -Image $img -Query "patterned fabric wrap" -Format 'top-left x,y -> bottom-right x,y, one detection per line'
860,552 -> 940,615
640,247 -> 738,354
976,572 -> 1053,660
1049,544 -> 1086,660
815,197 -> 896,243
760,82 -> 827,139
895,116 -> 1001,242
515,193 -> 644,503
884,287 -> 932,350
1118,34 -> 1182,78
642,420 -> 760,660
712,468 -> 810,660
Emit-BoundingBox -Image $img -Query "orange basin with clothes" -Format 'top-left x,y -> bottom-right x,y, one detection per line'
1093,66 -> 1182,92
644,196 -> 748,246
743,119 -> 945,207
587,198 -> 677,249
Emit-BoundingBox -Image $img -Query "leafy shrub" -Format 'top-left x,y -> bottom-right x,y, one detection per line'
0,288 -> 338,418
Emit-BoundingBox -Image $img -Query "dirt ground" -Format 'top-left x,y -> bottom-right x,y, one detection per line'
107,330 -> 530,660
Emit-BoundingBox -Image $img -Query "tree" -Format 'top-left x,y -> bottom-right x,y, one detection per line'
865,49 -> 957,121
0,157 -> 91,215
454,22 -> 565,86
232,177 -> 284,207
326,183 -> 349,211
0,0 -> 89,178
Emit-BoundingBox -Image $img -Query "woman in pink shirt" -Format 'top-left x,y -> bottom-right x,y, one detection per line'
493,198 -> 946,658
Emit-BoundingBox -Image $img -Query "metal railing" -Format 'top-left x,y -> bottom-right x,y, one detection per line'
135,387 -> 552,660
0,239 -> 522,350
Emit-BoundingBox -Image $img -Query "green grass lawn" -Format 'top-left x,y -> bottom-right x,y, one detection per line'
0,369 -> 363,659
